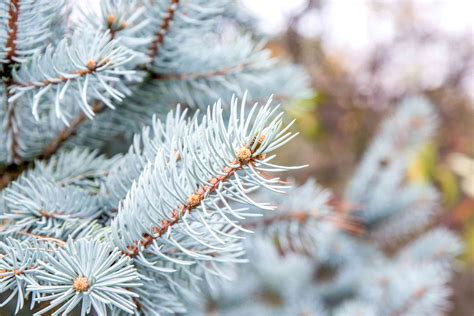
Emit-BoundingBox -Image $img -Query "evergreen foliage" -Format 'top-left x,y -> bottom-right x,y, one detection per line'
181,98 -> 461,316
0,1 -> 459,316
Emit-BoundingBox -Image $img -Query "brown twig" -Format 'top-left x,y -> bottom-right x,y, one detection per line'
5,0 -> 19,64
244,210 -> 365,236
39,101 -> 105,161
13,58 -> 105,89
17,231 -> 66,247
152,63 -> 254,82
3,0 -> 21,163
147,0 -> 180,65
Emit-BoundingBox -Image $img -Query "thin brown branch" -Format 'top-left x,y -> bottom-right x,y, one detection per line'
147,0 -> 180,65
0,162 -> 28,189
243,211 -> 365,236
3,0 -> 21,162
17,231 -> 66,247
5,0 -> 19,63
124,145 -> 263,257
14,59 -> 103,89
39,101 -> 105,160
5,81 -> 21,162
244,212 -> 312,229
152,62 -> 254,82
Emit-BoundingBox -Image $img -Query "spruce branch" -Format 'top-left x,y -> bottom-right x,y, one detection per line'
111,94 -> 299,288
27,238 -> 141,316
0,238 -> 55,313
148,35 -> 310,108
39,101 -> 105,161
24,0 -> 184,163
2,0 -> 21,163
1,177 -> 102,238
146,0 -> 180,65
9,31 -> 136,122
151,62 -> 254,82
3,0 -> 19,64
32,0 -> 145,163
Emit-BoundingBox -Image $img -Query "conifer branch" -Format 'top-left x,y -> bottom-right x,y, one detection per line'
2,0 -> 21,162
151,62 -> 254,81
147,0 -> 180,65
244,211 -> 364,236
111,95 -> 300,287
4,81 -> 21,163
4,0 -> 19,64
39,102 -> 105,161
32,15 -> 133,162
125,147 -> 265,257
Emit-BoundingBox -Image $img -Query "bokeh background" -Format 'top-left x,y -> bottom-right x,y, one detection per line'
238,0 -> 473,315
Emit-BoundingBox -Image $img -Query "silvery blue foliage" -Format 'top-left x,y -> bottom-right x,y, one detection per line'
181,98 -> 461,316
10,31 -> 137,121
28,238 -> 141,316
0,0 -> 64,64
0,94 -> 303,315
0,238 -> 54,313
1,177 -> 102,237
0,0 -> 461,315
0,0 -> 309,165
345,97 -> 439,230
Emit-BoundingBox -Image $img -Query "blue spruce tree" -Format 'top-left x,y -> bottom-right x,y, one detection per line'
0,1 -> 459,315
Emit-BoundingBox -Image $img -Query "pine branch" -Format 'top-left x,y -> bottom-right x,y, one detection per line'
243,211 -> 364,236
4,80 -> 21,162
39,101 -> 105,161
151,62 -> 254,82
9,31 -> 135,121
2,0 -> 21,162
110,95 -> 300,299
4,0 -> 19,64
1,177 -> 102,238
124,150 -> 264,257
30,7 -> 141,163
146,0 -> 180,65
148,35 -> 310,108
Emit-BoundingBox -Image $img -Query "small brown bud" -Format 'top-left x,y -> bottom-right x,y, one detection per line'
119,21 -> 128,30
237,147 -> 252,163
107,15 -> 116,27
73,276 -> 89,292
86,59 -> 97,71
187,194 -> 202,207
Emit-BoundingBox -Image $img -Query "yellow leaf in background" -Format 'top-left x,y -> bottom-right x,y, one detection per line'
407,143 -> 461,206
407,143 -> 437,184
435,166 -> 460,207
461,220 -> 474,265
287,92 -> 323,140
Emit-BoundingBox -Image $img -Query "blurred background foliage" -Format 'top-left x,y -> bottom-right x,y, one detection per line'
240,0 -> 473,314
